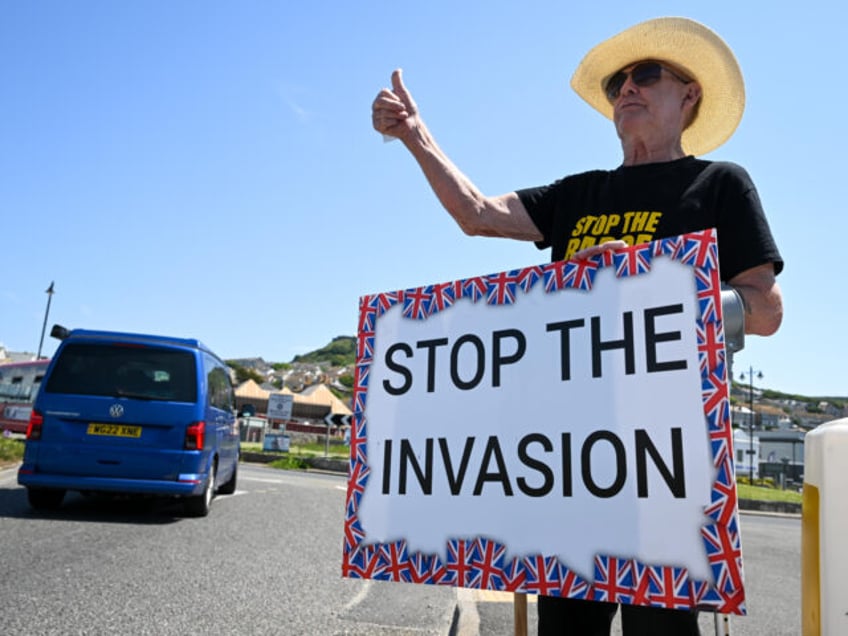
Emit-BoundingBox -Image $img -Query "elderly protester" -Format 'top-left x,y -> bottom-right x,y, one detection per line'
372,16 -> 783,635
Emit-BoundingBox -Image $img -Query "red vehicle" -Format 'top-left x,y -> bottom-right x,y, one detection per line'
1,359 -> 50,435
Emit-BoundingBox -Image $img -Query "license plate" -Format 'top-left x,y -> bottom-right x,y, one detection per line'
87,423 -> 142,438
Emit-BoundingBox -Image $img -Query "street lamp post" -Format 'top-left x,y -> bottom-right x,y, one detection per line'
36,281 -> 55,360
740,366 -> 763,483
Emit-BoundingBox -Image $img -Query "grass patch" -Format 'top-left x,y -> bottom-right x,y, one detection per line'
241,441 -> 349,459
0,436 -> 25,465
268,455 -> 310,470
736,483 -> 802,504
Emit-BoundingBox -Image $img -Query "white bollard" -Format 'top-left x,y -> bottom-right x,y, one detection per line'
802,417 -> 848,635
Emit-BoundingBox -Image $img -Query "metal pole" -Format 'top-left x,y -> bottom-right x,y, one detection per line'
748,366 -> 754,483
36,281 -> 55,360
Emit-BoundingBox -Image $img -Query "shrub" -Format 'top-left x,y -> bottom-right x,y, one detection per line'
0,437 -> 24,464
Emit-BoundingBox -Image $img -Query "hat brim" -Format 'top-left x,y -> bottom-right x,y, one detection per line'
570,17 -> 745,156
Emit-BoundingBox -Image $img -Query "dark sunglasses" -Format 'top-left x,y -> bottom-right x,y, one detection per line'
604,62 -> 691,103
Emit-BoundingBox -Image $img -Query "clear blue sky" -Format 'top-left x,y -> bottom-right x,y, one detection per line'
1,1 -> 844,398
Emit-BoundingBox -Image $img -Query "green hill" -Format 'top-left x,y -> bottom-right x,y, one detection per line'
292,336 -> 356,367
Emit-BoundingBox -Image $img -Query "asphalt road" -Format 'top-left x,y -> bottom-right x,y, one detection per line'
0,463 -> 455,635
0,462 -> 800,635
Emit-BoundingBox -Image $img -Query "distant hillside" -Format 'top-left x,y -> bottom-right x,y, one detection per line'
292,336 -> 355,367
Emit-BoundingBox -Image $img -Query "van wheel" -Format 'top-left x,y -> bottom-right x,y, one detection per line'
27,487 -> 65,511
218,462 -> 237,495
185,473 -> 214,517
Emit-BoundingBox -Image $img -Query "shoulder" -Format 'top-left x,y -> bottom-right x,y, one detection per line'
517,169 -> 612,197
683,159 -> 759,198
697,159 -> 755,184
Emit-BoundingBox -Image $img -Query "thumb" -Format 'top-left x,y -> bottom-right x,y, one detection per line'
391,68 -> 413,108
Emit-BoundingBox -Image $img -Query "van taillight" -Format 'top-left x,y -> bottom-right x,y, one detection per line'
185,421 -> 205,450
26,410 -> 44,441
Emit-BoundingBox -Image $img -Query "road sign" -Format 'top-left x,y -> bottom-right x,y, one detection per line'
324,413 -> 351,427
267,393 -> 293,421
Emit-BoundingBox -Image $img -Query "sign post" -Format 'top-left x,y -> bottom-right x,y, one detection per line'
514,593 -> 527,636
324,413 -> 351,456
267,393 -> 293,427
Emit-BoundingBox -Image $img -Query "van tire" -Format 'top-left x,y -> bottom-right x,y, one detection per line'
185,473 -> 214,517
218,462 -> 237,495
27,487 -> 65,511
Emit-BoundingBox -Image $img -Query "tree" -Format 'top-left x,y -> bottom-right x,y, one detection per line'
227,362 -> 264,385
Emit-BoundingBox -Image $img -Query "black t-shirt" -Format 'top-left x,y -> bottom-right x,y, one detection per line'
516,156 -> 783,281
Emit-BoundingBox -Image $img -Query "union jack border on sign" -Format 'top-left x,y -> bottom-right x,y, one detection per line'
343,229 -> 746,615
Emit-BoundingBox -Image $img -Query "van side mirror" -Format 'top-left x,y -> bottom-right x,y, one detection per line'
50,324 -> 70,341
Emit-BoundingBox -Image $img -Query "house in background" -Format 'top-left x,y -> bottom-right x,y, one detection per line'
233,379 -> 351,436
732,428 -> 760,481
758,429 -> 805,485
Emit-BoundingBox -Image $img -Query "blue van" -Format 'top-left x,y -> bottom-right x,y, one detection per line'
18,326 -> 240,517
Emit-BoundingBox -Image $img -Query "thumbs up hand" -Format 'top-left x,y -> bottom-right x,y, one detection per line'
372,69 -> 420,142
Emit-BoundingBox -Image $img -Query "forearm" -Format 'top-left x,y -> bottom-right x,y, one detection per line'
402,123 -> 488,234
728,264 -> 783,336
401,124 -> 541,241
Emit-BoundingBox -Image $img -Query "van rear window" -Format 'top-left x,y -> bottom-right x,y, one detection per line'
45,343 -> 197,403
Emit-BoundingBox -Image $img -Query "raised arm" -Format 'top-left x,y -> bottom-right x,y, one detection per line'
372,69 -> 542,241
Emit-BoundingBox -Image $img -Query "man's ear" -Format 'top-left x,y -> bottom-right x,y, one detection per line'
681,82 -> 702,128
684,82 -> 702,108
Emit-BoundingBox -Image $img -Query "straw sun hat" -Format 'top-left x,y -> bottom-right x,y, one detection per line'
570,17 -> 745,156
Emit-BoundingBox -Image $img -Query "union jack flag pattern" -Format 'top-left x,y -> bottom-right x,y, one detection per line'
690,578 -> 723,610
407,551 -> 436,585
470,538 -> 507,590
701,523 -> 744,598
713,569 -> 747,614
345,230 -> 745,614
352,384 -> 367,414
343,500 -> 366,551
708,416 -> 734,471
429,552 -> 456,586
486,271 -> 518,305
402,286 -> 432,320
613,243 -> 653,278
629,560 -> 652,606
354,362 -> 369,393
346,459 -> 369,508
555,563 -> 592,600
344,544 -> 387,580
593,555 -> 635,604
523,554 -> 562,597
646,565 -> 691,609
543,260 -> 569,292
702,364 -> 729,421
501,556 -> 527,591
445,538 -> 480,588
429,281 -> 456,315
653,235 -> 683,259
696,266 -> 723,324
697,319 -> 726,373
705,458 -> 738,527
371,290 -> 401,317
379,540 -> 413,583
561,258 -> 599,291
356,331 -> 374,364
462,276 -> 489,303
516,265 -> 543,293
358,296 -> 377,333
677,229 -> 718,270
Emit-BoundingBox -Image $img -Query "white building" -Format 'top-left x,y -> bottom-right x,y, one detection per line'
732,427 -> 760,480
